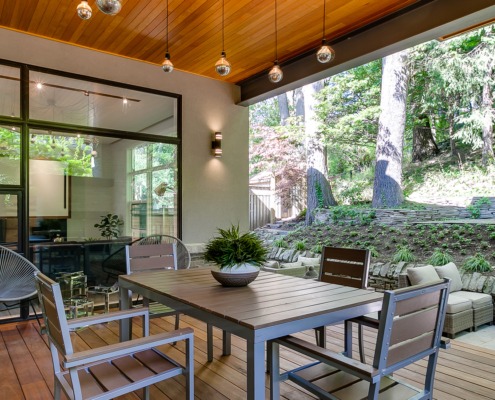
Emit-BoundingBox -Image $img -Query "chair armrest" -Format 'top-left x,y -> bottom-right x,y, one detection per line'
67,308 -> 149,329
64,327 -> 194,368
276,335 -> 377,379
440,338 -> 451,349
348,313 -> 380,328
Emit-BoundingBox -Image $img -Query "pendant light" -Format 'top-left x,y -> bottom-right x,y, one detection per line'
76,0 -> 92,20
162,0 -> 174,73
215,0 -> 231,76
268,0 -> 283,83
316,0 -> 335,63
96,0 -> 122,16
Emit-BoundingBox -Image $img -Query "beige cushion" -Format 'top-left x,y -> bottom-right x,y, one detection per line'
445,294 -> 473,314
280,261 -> 303,268
263,260 -> 280,269
451,291 -> 493,308
297,256 -> 321,266
434,262 -> 463,292
407,265 -> 440,286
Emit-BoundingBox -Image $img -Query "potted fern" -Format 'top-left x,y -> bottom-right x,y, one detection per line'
204,224 -> 268,286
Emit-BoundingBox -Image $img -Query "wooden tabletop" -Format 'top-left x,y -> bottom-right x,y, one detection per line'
119,268 -> 383,330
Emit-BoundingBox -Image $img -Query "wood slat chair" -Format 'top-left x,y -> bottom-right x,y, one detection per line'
35,271 -> 194,400
314,246 -> 372,363
270,278 -> 451,400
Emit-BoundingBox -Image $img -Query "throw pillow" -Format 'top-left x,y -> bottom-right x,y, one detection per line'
407,265 -> 440,286
434,262 -> 463,292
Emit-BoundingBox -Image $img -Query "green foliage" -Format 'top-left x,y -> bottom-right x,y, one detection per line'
310,243 -> 323,254
366,245 -> 379,258
293,240 -> 307,251
273,238 -> 288,248
428,248 -> 454,266
315,182 -> 324,209
204,225 -> 268,269
467,198 -> 491,219
392,245 -> 415,263
463,253 -> 492,273
94,214 -> 123,239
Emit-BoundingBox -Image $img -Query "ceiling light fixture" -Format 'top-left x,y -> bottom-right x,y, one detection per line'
268,0 -> 283,83
162,0 -> 174,73
316,0 -> 335,64
96,0 -> 122,16
215,0 -> 231,76
77,0 -> 93,20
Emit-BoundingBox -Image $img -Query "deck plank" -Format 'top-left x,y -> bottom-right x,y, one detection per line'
1,317 -> 495,400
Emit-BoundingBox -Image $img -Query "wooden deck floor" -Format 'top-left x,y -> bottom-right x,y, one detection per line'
1,315 -> 495,399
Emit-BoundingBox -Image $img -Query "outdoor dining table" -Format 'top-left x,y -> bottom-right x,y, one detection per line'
118,268 -> 383,400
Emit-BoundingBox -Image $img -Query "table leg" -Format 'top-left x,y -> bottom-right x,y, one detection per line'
246,340 -> 265,400
119,286 -> 132,341
222,330 -> 231,356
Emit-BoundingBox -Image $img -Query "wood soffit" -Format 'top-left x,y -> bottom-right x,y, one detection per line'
0,0 -> 494,104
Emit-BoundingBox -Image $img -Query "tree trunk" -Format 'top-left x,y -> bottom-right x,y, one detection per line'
277,93 -> 290,126
303,82 -> 337,225
372,50 -> 409,208
412,116 -> 439,162
481,78 -> 494,166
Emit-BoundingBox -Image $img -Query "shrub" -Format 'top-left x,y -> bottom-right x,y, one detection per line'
311,243 -> 323,254
293,240 -> 306,251
463,253 -> 492,273
428,248 -> 454,266
274,238 -> 288,248
392,245 -> 415,263
366,245 -> 379,258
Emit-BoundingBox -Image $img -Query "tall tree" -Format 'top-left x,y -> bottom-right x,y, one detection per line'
372,49 -> 410,208
303,82 -> 337,225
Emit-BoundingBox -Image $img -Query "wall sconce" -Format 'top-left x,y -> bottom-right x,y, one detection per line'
211,132 -> 222,157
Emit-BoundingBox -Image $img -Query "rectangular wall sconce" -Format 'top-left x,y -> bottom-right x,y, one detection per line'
212,132 -> 222,157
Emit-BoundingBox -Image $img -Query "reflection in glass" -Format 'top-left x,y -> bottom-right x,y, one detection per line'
0,126 -> 21,185
29,71 -> 178,137
0,65 -> 21,118
0,194 -> 18,250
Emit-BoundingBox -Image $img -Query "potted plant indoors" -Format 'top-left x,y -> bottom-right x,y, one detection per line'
204,224 -> 268,286
94,213 -> 124,240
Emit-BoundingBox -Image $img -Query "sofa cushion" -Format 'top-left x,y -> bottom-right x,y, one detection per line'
451,291 -> 493,308
280,261 -> 303,268
298,256 -> 321,267
445,294 -> 473,314
434,262 -> 463,292
263,260 -> 280,269
407,265 -> 440,286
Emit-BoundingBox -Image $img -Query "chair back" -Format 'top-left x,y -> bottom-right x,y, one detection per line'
34,272 -> 73,356
136,234 -> 191,269
373,279 -> 450,374
319,246 -> 370,288
126,242 -> 178,274
0,245 -> 39,302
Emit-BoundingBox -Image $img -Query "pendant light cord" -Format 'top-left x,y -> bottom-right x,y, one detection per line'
274,0 -> 278,61
166,0 -> 169,53
322,0 -> 326,40
222,0 -> 225,52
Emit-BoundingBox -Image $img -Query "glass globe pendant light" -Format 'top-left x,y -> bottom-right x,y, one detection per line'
162,0 -> 174,73
316,0 -> 335,64
268,0 -> 283,83
215,0 -> 231,76
96,0 -> 122,16
77,0 -> 93,20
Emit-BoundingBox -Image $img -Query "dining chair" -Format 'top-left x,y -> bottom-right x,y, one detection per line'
35,271 -> 194,400
269,278 -> 450,400
314,246 -> 372,363
0,245 -> 41,324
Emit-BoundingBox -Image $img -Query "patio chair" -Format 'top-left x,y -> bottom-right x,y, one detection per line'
136,234 -> 191,269
314,246 -> 373,363
35,271 -> 194,400
0,245 -> 41,323
269,278 -> 450,400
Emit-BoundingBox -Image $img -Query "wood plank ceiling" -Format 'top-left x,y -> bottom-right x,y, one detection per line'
0,0 -> 423,84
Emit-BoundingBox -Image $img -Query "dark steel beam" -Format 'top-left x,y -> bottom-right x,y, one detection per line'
238,0 -> 495,106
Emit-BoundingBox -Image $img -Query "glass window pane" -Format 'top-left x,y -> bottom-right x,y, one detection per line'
132,173 -> 147,201
0,193 -> 18,250
0,126 -> 21,185
0,65 -> 20,118
151,143 -> 176,168
133,145 -> 147,171
29,71 -> 178,137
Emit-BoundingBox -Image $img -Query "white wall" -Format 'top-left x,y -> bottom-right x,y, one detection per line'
0,28 -> 249,246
